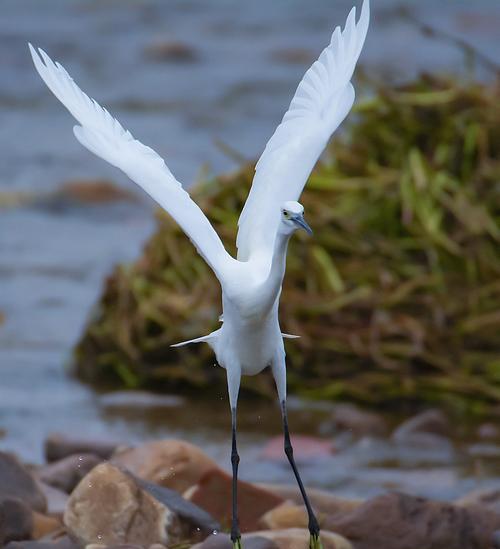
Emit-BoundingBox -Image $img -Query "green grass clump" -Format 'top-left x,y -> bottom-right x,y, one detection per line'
74,75 -> 500,414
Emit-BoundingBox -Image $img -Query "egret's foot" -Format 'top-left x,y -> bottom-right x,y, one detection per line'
232,536 -> 242,549
309,532 -> 323,549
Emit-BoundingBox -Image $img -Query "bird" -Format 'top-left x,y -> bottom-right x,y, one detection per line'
30,2 -> 369,547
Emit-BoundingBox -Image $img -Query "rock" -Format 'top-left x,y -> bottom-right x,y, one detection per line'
457,488 -> 500,515
0,498 -> 34,544
259,503 -> 308,530
331,403 -> 388,437
184,469 -> 284,533
493,530 -> 500,549
64,463 -> 176,546
99,391 -> 184,411
32,512 -> 62,539
45,434 -> 120,462
393,409 -> 449,439
37,483 -> 68,517
49,180 -> 137,206
144,41 -> 199,63
129,473 -> 219,537
85,545 -> 143,549
111,439 -> 218,494
261,435 -> 334,461
329,492 -> 500,549
36,454 -> 102,493
0,452 -> 47,512
4,536 -> 78,549
477,422 -> 500,440
257,483 -> 362,517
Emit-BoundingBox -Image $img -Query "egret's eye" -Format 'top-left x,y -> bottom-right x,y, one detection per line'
283,210 -> 290,219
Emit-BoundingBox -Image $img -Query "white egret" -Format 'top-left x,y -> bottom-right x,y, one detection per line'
30,2 -> 369,547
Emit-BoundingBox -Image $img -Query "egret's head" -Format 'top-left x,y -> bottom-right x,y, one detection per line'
279,201 -> 312,236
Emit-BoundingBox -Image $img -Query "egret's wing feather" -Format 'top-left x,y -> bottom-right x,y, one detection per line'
236,0 -> 369,265
29,44 -> 236,282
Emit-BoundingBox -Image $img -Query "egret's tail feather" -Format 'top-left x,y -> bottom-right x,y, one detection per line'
171,329 -> 220,348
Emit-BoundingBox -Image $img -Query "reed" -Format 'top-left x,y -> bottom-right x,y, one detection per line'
74,75 -> 500,415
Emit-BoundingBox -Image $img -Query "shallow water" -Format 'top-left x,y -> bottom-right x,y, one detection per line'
1,0 -> 499,499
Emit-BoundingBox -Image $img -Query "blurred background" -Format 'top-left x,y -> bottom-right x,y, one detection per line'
0,0 -> 499,501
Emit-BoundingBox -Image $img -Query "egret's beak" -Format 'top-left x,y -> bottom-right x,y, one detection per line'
292,214 -> 313,235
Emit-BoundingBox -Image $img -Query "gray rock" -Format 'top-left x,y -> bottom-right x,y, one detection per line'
331,403 -> 388,436
0,498 -> 34,544
4,536 -> 78,549
329,491 -> 500,549
36,454 -> 102,493
45,434 -> 120,462
0,452 -> 47,512
393,409 -> 449,440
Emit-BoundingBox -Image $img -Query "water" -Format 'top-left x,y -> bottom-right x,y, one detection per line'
1,0 -> 499,499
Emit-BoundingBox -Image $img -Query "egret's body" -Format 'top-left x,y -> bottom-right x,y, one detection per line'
29,3 -> 369,546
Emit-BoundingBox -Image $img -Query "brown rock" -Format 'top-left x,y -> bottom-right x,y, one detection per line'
259,503 -> 308,530
457,488 -> 500,515
37,483 -> 68,517
36,454 -> 102,493
257,483 -> 362,517
329,492 -> 500,549
45,434 -> 120,462
0,498 -> 34,544
0,452 -> 47,512
261,435 -> 335,461
32,513 -> 62,539
144,41 -> 199,63
331,403 -> 388,437
184,469 -> 284,533
64,463 -> 175,546
112,439 -> 218,494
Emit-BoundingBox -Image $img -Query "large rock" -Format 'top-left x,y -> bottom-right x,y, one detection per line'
0,498 -> 34,544
331,404 -> 388,437
36,454 -> 102,493
45,434 -> 120,462
184,469 -> 284,533
329,492 -> 500,549
111,439 -> 218,494
64,463 -> 175,546
0,452 -> 47,512
32,512 -> 62,539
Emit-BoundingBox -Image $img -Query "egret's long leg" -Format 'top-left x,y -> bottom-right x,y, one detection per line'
230,407 -> 241,548
226,367 -> 242,549
271,354 -> 322,549
281,400 -> 321,548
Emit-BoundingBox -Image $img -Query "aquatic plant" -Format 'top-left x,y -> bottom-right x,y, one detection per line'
74,75 -> 500,414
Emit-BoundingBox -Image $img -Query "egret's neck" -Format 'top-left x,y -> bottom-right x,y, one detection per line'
261,230 -> 292,311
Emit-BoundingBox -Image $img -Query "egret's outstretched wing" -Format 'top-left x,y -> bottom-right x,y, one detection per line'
236,0 -> 369,266
29,44 -> 237,283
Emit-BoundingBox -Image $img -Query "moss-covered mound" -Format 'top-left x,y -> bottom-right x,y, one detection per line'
74,75 -> 500,414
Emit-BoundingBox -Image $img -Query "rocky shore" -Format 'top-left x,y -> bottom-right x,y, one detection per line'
2,408 -> 500,549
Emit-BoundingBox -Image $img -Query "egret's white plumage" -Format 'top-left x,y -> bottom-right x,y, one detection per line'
30,4 -> 369,544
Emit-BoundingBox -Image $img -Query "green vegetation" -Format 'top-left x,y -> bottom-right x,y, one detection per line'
74,75 -> 500,414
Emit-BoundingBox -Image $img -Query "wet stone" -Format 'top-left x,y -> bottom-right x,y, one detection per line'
4,536 -> 79,549
0,452 -> 47,512
111,439 -> 218,494
36,453 -> 102,493
44,434 -> 120,462
0,498 -> 34,544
